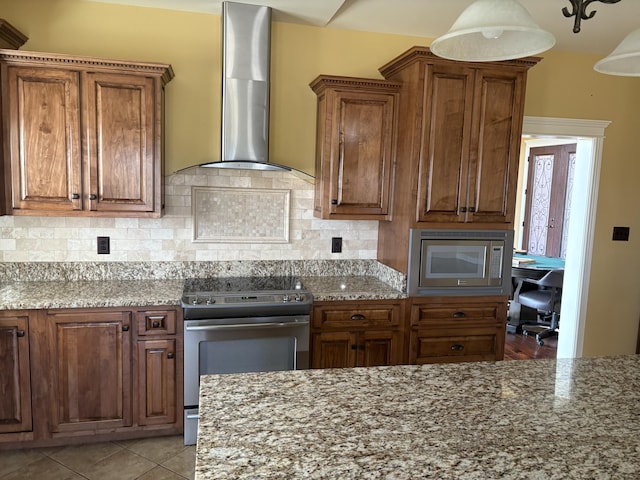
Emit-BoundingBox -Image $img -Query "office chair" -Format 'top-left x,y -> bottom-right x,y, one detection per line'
515,269 -> 564,346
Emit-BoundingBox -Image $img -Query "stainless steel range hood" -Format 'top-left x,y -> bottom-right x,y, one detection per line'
200,1 -> 292,172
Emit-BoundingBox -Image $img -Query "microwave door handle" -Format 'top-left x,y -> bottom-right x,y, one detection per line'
185,320 -> 309,332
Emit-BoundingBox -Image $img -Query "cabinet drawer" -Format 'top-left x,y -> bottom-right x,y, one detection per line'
412,304 -> 502,326
136,310 -> 177,336
410,328 -> 503,364
312,304 -> 401,329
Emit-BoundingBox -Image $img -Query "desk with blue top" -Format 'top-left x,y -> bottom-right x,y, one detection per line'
508,253 -> 565,332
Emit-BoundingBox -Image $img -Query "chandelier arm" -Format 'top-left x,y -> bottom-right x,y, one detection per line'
563,0 -> 623,34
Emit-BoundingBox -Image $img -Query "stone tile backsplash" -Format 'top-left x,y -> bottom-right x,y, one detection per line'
0,167 -> 379,263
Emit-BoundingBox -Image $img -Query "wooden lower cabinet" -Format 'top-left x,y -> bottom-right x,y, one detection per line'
0,306 -> 182,447
311,300 -> 404,368
409,296 -> 507,363
47,310 -> 133,434
0,313 -> 32,437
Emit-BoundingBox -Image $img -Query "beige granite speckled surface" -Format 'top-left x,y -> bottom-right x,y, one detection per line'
196,355 -> 640,479
301,276 -> 406,301
0,279 -> 185,309
0,275 -> 404,310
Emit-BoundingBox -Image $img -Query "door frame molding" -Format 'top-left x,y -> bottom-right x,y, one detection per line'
522,116 -> 610,358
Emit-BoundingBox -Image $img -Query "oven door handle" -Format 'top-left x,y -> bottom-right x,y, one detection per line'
185,320 -> 309,331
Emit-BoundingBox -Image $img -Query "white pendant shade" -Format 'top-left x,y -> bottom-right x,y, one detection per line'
594,28 -> 640,76
430,0 -> 556,62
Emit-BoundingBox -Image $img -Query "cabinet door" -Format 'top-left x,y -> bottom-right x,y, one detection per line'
467,68 -> 525,224
0,315 -> 32,433
84,72 -> 156,213
5,66 -> 82,212
311,331 -> 357,369
327,91 -> 395,217
137,339 -> 176,426
47,310 -> 133,434
417,63 -> 474,223
359,330 -> 402,367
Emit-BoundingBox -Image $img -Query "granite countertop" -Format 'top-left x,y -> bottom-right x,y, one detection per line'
0,275 -> 404,310
196,355 -> 640,479
0,279 -> 185,309
301,275 -> 406,302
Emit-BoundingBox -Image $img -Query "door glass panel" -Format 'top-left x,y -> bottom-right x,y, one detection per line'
527,154 -> 554,255
560,152 -> 576,259
199,337 -> 296,375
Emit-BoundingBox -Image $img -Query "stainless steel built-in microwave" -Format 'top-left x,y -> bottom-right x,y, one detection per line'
407,229 -> 514,296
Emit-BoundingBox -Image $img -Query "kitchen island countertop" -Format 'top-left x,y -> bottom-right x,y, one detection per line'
196,355 -> 640,479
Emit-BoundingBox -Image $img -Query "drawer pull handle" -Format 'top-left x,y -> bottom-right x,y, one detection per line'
71,193 -> 80,199
89,194 -> 97,200
451,344 -> 465,351
16,330 -> 25,338
453,312 -> 466,318
152,321 -> 161,328
351,314 -> 366,320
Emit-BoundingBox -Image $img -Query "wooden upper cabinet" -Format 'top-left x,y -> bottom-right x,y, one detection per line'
5,66 -> 82,213
85,72 -> 156,214
310,75 -> 401,220
0,49 -> 173,217
380,47 -> 538,226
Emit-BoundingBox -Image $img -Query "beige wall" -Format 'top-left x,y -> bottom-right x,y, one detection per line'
2,0 -> 640,356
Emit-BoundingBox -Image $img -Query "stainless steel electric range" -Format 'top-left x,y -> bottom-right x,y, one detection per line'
181,276 -> 312,445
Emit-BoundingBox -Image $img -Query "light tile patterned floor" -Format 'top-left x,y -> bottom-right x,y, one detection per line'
0,435 -> 194,480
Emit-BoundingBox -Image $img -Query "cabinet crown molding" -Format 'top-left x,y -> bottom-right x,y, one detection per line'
0,19 -> 28,49
379,46 -> 541,79
309,74 -> 401,95
0,48 -> 174,83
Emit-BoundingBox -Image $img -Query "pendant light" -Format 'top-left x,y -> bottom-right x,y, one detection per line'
430,0 -> 556,62
594,28 -> 640,76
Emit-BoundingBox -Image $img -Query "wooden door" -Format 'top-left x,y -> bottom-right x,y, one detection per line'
137,339 -> 176,426
522,144 -> 576,257
311,331 -> 357,369
5,66 -> 82,212
84,72 -> 156,213
359,330 -> 401,367
468,67 -> 525,224
47,310 -> 133,434
417,62 -> 474,223
0,315 -> 32,433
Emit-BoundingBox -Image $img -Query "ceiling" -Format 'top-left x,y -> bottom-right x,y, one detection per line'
83,0 -> 640,56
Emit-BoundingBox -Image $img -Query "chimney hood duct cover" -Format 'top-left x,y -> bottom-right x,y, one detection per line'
200,1 -> 291,172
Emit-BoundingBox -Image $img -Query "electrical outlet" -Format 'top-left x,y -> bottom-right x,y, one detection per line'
331,237 -> 342,253
97,236 -> 110,254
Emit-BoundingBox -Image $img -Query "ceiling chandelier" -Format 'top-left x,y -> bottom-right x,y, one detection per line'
430,0 -> 640,76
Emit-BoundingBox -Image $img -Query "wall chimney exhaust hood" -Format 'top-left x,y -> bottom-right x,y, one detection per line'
198,1 -> 294,172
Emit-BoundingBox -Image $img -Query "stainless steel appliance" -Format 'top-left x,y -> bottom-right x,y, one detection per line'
407,228 -> 514,296
181,276 -> 312,445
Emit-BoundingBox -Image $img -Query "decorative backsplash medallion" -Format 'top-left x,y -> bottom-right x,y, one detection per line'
192,186 -> 290,243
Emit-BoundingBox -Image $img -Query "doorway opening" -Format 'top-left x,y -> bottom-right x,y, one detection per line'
518,116 -> 610,359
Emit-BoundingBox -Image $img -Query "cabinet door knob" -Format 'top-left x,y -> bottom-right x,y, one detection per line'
16,330 -> 25,338
468,206 -> 476,213
451,344 -> 464,351
89,194 -> 97,200
167,352 -> 175,359
331,199 -> 338,205
122,325 -> 130,332
71,193 -> 80,200
351,314 -> 366,320
452,312 -> 466,318
152,321 -> 160,328
460,207 -> 467,213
